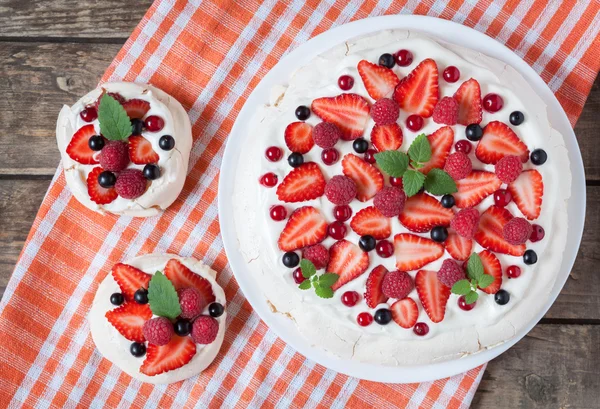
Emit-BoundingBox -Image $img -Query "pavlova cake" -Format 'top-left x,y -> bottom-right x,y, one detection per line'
234,31 -> 571,365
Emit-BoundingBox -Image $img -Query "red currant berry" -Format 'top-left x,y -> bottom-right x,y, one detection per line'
443,66 -> 460,83
80,107 -> 98,122
260,173 -> 278,187
342,291 -> 360,307
376,240 -> 394,258
395,49 -> 413,66
458,296 -> 476,311
333,205 -> 352,222
406,114 -> 424,131
357,312 -> 373,326
266,146 -> 283,162
144,115 -> 165,132
529,224 -> 545,242
270,205 -> 287,221
364,149 -> 377,164
507,265 -> 522,279
455,139 -> 472,154
321,148 -> 339,166
328,221 -> 347,240
493,189 -> 512,207
293,268 -> 305,284
413,322 -> 429,336
338,75 -> 354,91
483,93 -> 504,113
389,176 -> 403,188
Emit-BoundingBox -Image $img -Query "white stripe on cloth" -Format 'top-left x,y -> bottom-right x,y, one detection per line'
246,344 -> 296,408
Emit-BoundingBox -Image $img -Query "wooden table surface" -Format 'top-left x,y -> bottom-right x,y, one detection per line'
0,2 -> 598,407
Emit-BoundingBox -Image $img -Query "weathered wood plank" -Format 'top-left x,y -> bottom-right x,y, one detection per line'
0,0 -> 151,39
575,78 -> 600,182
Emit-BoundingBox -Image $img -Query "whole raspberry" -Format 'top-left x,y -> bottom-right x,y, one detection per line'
502,217 -> 532,245
178,288 -> 204,319
95,91 -> 126,109
191,315 -> 219,344
313,122 -> 341,149
325,175 -> 357,205
437,259 -> 466,287
373,186 -> 406,217
381,271 -> 413,299
142,317 -> 174,346
451,208 -> 480,239
432,97 -> 459,125
115,169 -> 147,199
302,244 -> 329,269
371,98 -> 399,125
444,152 -> 472,180
495,155 -> 523,183
99,141 -> 129,171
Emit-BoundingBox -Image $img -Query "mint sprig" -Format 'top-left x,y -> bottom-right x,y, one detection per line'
98,94 -> 132,141
297,259 -> 339,299
147,271 -> 182,319
451,253 -> 496,304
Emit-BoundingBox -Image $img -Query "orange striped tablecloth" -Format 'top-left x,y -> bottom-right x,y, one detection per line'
1,1 -> 599,408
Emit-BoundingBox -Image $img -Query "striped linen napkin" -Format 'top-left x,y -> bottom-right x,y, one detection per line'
1,1 -> 599,408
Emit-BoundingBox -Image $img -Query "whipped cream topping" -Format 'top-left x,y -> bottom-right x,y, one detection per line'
89,254 -> 226,384
56,82 -> 192,217
233,31 -> 571,365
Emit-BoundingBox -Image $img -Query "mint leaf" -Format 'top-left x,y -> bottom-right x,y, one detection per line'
424,168 -> 458,196
98,94 -> 133,141
477,274 -> 495,289
451,279 -> 472,295
466,253 -> 484,281
464,291 -> 479,304
408,134 -> 432,164
374,151 -> 409,177
298,280 -> 311,290
402,169 -> 426,197
315,286 -> 334,299
318,273 -> 339,288
147,271 -> 181,319
411,161 -> 424,169
300,259 -> 317,278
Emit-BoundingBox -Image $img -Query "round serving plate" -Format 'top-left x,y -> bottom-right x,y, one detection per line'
218,15 -> 586,383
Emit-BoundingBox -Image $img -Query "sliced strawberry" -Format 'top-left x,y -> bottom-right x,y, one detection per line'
364,265 -> 389,308
478,250 -> 502,294
394,233 -> 444,271
474,206 -> 526,256
399,193 -> 453,233
371,123 -> 403,152
278,206 -> 327,252
66,125 -> 100,165
105,302 -> 152,342
391,298 -> 419,329
453,78 -> 482,125
276,162 -> 326,203
476,121 -> 529,164
87,167 -> 118,205
140,335 -> 196,376
311,93 -> 370,140
122,99 -> 150,119
341,153 -> 384,202
444,230 -> 473,261
328,240 -> 370,291
284,122 -> 314,154
454,171 -> 502,208
111,263 -> 152,301
357,60 -> 400,100
508,169 -> 543,220
393,58 -> 439,117
128,135 -> 159,165
164,259 -> 216,307
350,206 -> 391,240
419,126 -> 454,174
415,269 -> 451,323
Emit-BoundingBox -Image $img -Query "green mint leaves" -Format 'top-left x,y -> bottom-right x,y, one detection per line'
297,259 -> 339,299
374,133 -> 456,197
98,94 -> 132,141
148,271 -> 181,319
451,253 -> 495,304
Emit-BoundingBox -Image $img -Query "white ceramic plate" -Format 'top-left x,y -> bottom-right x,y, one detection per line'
218,15 -> 586,383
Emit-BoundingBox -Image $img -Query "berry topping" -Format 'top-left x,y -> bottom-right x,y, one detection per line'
99,141 -> 129,171
382,270 -> 413,299
292,268 -> 305,283
453,78 -> 483,125
129,135 -> 159,165
140,336 -> 196,376
164,258 -> 216,305
145,115 -> 164,132
493,189 -> 513,207
328,240 -> 370,291
374,308 -> 393,325
328,221 -> 348,240
507,265 -> 522,279
352,138 -> 369,154
474,206 -> 526,256
444,152 -> 472,180
416,269 -> 451,323
393,58 -> 439,117
419,126 -> 454,174
476,121 -> 529,164
80,107 -> 98,122
134,288 -> 149,304
458,296 -> 476,311
95,91 -> 126,109
350,206 -> 391,240
507,169 -> 543,220
338,75 -> 354,91
295,105 -> 311,120
406,114 -> 424,131
391,298 -> 419,328
115,169 -> 147,199
503,217 -> 533,245
443,66 -> 460,83
529,224 -> 545,242
130,342 -> 146,357
278,207 -> 327,252
208,303 -> 225,318
333,205 -> 353,222
313,122 -> 341,149
285,122 -> 314,154
451,208 -> 480,239
371,98 -> 400,125
325,175 -> 357,205
312,93 -> 370,140
432,96 -> 459,125
530,149 -> 548,165
430,226 -> 448,242
276,162 -> 325,202
302,244 -> 330,269
122,99 -> 151,119
364,265 -> 389,308
373,186 -> 406,217
111,263 -> 151,301
358,235 -> 376,252
87,167 -> 118,205
437,259 -> 466,287
455,139 -> 472,154
357,312 -> 373,326
321,148 -> 339,165
131,118 -> 144,135
270,205 -> 287,221
266,146 -> 283,162
98,170 -> 117,188
341,291 -> 360,307
110,293 -> 124,306
174,319 -> 192,336
357,60 -> 400,100
288,152 -> 304,167
178,287 -> 205,320
465,124 -> 483,141
159,135 -> 175,150
395,49 -> 413,66
260,172 -> 278,187
88,134 -> 105,151
143,164 -> 161,180
440,194 -> 455,208
341,154 -> 384,202
495,155 -> 523,184
510,111 -> 525,126
399,193 -> 453,233
364,149 -> 378,164
444,230 -> 473,261
523,249 -> 538,265
414,322 -> 429,336
394,234 -> 444,271
376,239 -> 395,258
483,93 -> 504,112
67,125 -> 100,164
371,123 -> 403,152
378,53 -> 395,68
142,317 -> 174,346
390,176 -> 403,188
105,302 -> 152,342
454,171 -> 502,208
494,289 -> 510,305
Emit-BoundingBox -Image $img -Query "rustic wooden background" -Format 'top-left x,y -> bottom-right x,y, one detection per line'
0,1 -> 598,407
